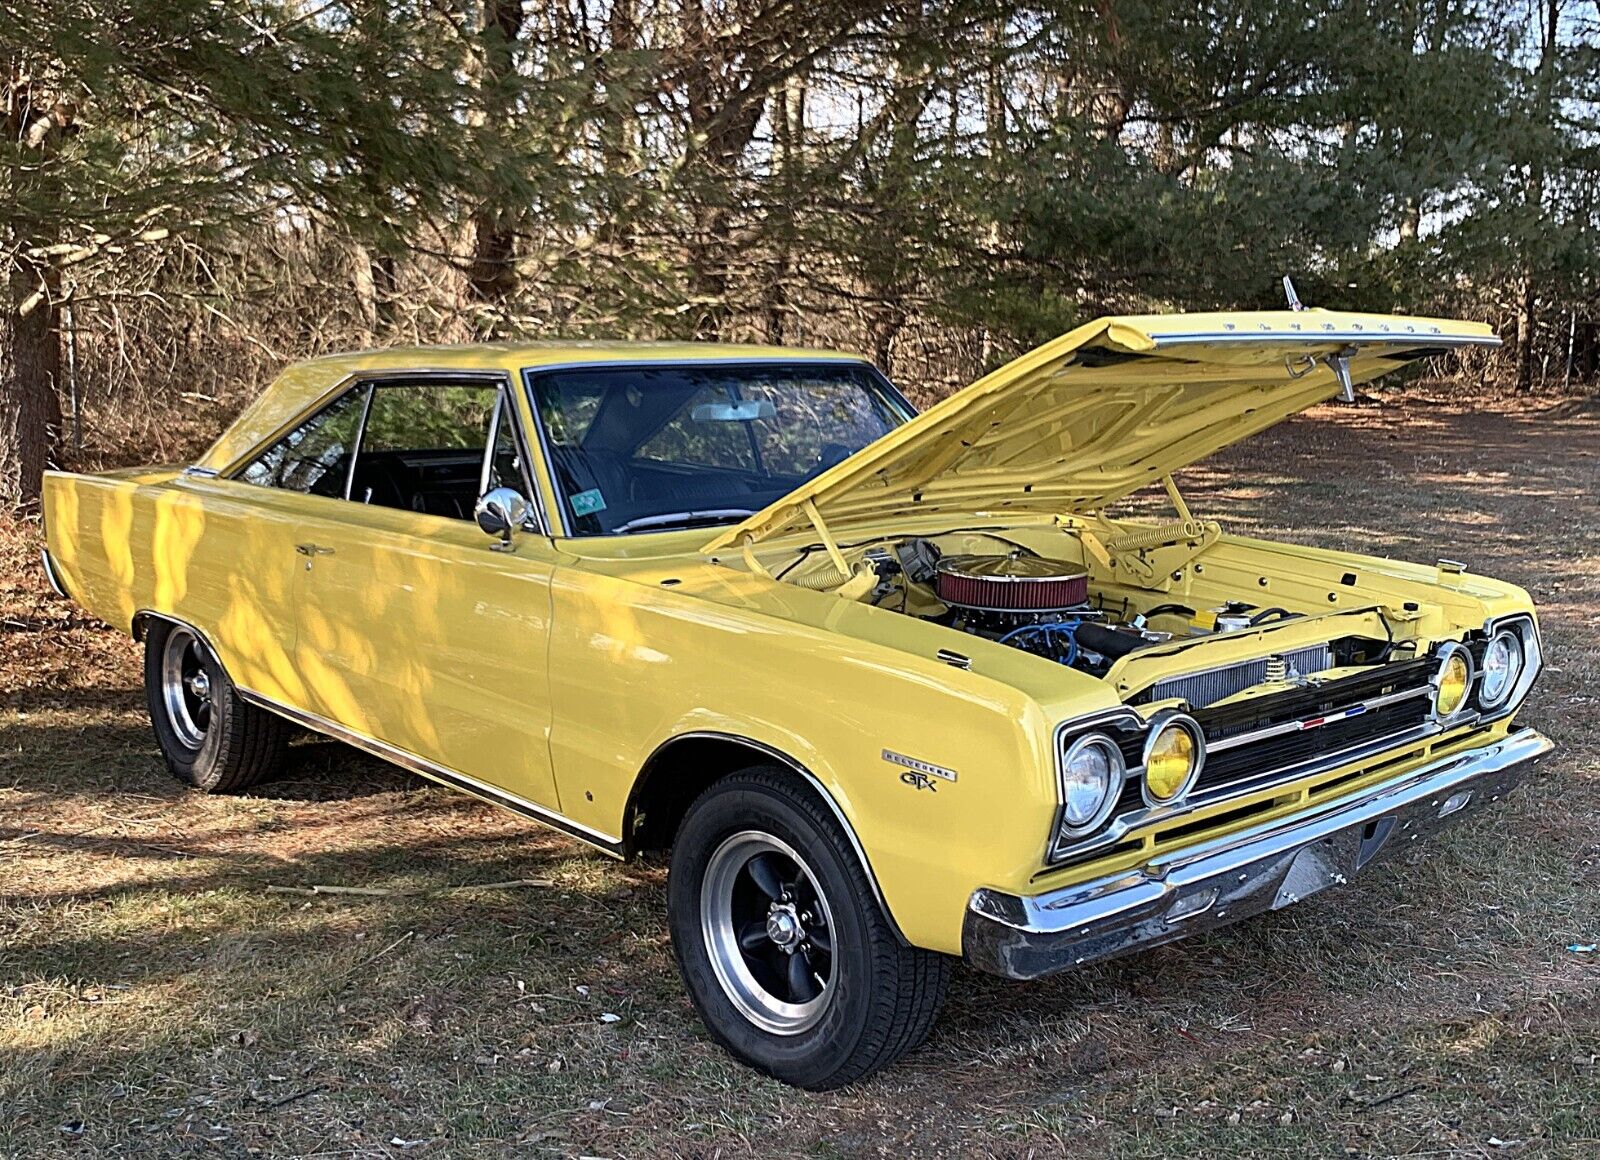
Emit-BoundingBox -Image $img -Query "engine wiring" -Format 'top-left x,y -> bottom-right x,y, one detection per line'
996,620 -> 1085,667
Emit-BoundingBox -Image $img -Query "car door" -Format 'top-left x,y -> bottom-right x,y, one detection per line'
289,374 -> 566,815
196,383 -> 373,706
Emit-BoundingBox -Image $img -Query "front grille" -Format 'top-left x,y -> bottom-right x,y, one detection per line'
1053,651 -> 1450,865
1195,695 -> 1431,795
1141,644 -> 1333,709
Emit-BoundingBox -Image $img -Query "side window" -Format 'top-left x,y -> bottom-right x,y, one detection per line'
359,383 -> 499,455
347,382 -> 503,520
636,385 -> 758,470
237,388 -> 367,496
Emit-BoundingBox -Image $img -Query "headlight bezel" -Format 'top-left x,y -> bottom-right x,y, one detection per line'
1056,731 -> 1127,837
1139,711 -> 1206,809
1473,613 -> 1543,722
1430,641 -> 1474,721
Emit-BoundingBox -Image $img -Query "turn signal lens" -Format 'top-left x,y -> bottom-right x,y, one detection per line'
1144,717 -> 1203,803
1434,649 -> 1470,717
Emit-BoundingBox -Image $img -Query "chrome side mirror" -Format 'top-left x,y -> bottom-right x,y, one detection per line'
475,487 -> 530,551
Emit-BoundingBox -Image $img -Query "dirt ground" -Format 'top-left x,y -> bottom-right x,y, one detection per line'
2,393 -> 1597,1158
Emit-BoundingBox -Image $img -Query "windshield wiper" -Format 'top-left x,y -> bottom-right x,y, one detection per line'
613,508 -> 756,534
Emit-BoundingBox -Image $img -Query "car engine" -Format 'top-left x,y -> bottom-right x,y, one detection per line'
850,538 -> 1349,704
930,550 -> 1168,677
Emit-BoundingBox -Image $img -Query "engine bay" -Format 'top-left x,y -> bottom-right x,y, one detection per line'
778,527 -> 1407,708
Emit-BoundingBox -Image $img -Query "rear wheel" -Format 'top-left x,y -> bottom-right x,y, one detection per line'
143,620 -> 288,792
667,767 -> 952,1089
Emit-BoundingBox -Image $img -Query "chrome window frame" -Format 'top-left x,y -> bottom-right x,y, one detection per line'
216,368 -> 551,536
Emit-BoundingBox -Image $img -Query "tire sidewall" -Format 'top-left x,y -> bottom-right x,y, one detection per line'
667,776 -> 879,1088
144,622 -> 231,790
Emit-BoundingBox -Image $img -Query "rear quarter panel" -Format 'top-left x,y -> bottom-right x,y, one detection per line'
42,470 -> 311,708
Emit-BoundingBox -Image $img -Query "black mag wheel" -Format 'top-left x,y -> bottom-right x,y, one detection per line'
700,831 -> 838,1035
668,766 -> 953,1090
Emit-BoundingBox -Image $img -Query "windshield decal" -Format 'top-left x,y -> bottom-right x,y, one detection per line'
571,488 -> 607,517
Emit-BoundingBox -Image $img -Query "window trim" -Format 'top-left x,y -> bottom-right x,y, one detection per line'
521,358 -> 915,538
228,369 -> 551,535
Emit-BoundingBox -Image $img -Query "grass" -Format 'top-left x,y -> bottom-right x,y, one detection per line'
3,391 -> 1598,1157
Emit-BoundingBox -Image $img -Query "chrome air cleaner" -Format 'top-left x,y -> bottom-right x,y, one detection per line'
934,552 -> 1090,613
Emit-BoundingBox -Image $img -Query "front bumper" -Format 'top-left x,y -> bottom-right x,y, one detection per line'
964,727 -> 1553,980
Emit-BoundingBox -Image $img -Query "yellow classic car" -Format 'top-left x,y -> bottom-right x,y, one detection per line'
41,309 -> 1551,1089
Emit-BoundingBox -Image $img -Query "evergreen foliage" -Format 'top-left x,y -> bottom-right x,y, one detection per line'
4,0 -> 1597,510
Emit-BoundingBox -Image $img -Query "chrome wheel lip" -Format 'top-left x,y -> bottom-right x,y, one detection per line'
700,830 -> 837,1036
160,626 -> 212,749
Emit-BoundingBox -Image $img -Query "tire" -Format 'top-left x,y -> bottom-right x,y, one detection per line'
143,619 -> 288,793
667,766 -> 953,1089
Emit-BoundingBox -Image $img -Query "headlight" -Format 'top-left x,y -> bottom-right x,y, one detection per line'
1058,733 -> 1124,833
1142,714 -> 1204,805
1433,644 -> 1471,718
1478,630 -> 1523,709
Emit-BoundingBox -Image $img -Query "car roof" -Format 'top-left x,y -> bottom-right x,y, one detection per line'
295,340 -> 864,374
191,341 -> 869,474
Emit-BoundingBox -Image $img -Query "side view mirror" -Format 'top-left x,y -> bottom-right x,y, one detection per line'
475,487 -> 531,551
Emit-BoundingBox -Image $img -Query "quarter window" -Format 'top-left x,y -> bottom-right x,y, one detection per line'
237,389 -> 365,496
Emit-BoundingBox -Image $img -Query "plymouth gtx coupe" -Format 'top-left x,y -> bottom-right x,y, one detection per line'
41,309 -> 1550,1089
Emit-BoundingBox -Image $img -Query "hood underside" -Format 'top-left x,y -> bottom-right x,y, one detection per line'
702,309 -> 1498,553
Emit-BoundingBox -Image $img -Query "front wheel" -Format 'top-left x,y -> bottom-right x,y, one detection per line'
143,620 -> 288,793
667,767 -> 952,1089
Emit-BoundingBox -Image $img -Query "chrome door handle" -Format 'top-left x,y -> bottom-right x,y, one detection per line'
294,543 -> 335,556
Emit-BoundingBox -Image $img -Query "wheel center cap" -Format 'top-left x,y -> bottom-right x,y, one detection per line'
765,904 -> 802,949
187,671 -> 211,701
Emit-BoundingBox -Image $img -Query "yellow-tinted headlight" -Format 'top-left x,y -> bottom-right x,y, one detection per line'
1435,649 -> 1470,716
1144,718 -> 1201,803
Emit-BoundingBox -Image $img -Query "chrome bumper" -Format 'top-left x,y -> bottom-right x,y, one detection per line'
964,728 -> 1553,980
40,548 -> 71,600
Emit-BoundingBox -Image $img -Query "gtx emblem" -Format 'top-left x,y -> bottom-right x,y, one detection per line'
882,749 -> 958,786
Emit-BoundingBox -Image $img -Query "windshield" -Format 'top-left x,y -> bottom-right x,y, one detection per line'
528,361 -> 911,535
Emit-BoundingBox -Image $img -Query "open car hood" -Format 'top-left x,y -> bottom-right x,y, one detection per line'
702,309 -> 1499,553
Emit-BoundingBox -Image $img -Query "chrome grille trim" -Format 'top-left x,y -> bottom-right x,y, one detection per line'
1206,685 -> 1432,753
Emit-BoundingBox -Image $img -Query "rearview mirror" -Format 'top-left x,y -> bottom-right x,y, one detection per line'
475,487 -> 531,551
691,399 -> 776,423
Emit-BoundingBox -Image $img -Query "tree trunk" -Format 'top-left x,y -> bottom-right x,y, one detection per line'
465,0 -> 527,324
763,76 -> 805,345
2,257 -> 63,515
1517,0 -> 1562,393
1515,277 -> 1536,395
2,69 -> 68,514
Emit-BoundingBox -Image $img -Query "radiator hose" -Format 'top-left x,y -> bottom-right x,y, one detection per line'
1072,621 -> 1150,660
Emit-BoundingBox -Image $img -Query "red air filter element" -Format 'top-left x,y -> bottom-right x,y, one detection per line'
934,553 -> 1090,613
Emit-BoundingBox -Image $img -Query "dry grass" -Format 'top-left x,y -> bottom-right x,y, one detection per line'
3,393 -> 1598,1158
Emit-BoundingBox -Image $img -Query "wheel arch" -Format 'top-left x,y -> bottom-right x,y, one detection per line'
625,731 -> 907,944
132,608 -> 193,644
